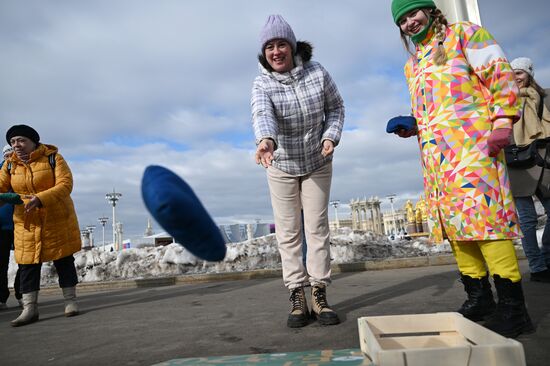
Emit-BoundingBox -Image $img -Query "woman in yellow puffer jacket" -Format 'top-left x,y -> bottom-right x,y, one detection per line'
0,124 -> 82,327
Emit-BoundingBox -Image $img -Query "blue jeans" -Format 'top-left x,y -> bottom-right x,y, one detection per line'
515,193 -> 550,273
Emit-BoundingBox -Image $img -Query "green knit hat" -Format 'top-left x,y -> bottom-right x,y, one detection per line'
391,0 -> 436,24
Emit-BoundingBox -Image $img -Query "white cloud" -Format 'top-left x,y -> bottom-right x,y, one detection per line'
1,0 -> 549,237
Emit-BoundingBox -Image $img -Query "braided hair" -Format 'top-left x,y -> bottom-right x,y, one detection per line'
431,8 -> 448,65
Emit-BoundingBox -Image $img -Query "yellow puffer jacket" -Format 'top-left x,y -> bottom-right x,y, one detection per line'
0,144 -> 81,264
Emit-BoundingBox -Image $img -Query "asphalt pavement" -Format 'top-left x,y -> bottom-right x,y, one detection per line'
0,259 -> 548,365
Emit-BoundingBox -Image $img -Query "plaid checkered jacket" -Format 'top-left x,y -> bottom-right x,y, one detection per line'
251,59 -> 344,176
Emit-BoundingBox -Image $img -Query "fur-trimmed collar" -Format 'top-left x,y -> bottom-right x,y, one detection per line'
258,41 -> 313,72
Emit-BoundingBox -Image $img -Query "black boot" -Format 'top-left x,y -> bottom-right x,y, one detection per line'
530,269 -> 550,283
484,275 -> 535,338
287,287 -> 309,328
457,274 -> 496,321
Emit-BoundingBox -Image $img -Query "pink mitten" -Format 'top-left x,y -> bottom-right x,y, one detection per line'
487,128 -> 512,157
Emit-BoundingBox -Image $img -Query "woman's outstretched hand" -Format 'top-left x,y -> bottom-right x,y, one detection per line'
255,139 -> 275,168
321,139 -> 334,157
396,127 -> 418,138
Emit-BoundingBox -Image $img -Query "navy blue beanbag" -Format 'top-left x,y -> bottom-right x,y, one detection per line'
141,165 -> 226,261
386,116 -> 417,134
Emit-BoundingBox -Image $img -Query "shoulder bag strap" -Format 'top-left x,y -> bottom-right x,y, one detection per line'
49,153 -> 56,184
537,92 -> 545,120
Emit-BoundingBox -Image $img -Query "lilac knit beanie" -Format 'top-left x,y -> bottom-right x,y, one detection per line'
259,15 -> 296,54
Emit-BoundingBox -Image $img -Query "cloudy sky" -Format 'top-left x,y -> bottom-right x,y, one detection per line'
1,0 -> 549,238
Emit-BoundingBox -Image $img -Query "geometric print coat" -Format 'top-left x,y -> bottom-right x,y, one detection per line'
404,22 -> 522,242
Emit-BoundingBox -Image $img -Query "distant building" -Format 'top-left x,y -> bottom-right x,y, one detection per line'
382,209 -> 407,235
219,223 -> 273,243
350,197 -> 384,234
115,220 -> 274,250
150,232 -> 175,247
117,232 -> 171,249
329,218 -> 353,231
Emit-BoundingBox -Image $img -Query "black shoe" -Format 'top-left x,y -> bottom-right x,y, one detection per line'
484,275 -> 535,338
530,269 -> 550,283
311,285 -> 340,326
287,287 -> 309,328
457,274 -> 496,321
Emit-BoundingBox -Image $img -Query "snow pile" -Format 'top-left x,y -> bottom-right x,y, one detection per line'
330,228 -> 451,263
6,229 -> 453,287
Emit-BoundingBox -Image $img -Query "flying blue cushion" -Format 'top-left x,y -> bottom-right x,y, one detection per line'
141,165 -> 226,261
386,116 -> 417,134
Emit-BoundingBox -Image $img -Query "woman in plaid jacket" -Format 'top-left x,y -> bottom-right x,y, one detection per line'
251,15 -> 344,328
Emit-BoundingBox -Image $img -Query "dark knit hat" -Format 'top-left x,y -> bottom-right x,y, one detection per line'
259,14 -> 297,54
391,0 -> 436,24
6,124 -> 40,145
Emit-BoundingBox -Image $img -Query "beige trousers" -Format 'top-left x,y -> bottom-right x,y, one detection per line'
267,162 -> 332,289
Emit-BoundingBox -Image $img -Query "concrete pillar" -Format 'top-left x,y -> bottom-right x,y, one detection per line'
246,224 -> 254,241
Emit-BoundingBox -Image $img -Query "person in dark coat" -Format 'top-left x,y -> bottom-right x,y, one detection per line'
508,57 -> 550,283
0,145 -> 21,309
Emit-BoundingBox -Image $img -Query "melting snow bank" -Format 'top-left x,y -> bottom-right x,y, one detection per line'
7,228 -> 453,287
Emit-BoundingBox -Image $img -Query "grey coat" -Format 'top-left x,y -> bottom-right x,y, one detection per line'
508,148 -> 550,197
508,88 -> 550,197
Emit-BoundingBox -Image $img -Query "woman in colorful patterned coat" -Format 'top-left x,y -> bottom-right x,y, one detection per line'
0,125 -> 81,326
390,0 -> 533,337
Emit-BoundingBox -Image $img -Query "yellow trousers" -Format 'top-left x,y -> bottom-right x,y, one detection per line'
450,240 -> 521,282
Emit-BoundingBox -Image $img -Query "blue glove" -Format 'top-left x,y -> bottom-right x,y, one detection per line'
0,192 -> 23,205
386,116 -> 417,134
141,165 -> 227,262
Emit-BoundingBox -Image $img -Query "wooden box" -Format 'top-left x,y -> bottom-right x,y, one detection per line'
358,312 -> 526,366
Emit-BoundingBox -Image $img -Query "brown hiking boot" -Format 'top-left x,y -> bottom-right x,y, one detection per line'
287,287 -> 309,328
311,284 -> 340,325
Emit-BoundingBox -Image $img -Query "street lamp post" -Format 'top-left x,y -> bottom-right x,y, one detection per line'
98,216 -> 109,251
386,194 -> 397,235
80,229 -> 90,248
434,0 -> 481,25
105,189 -> 122,251
85,225 -> 96,248
329,200 -> 340,230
